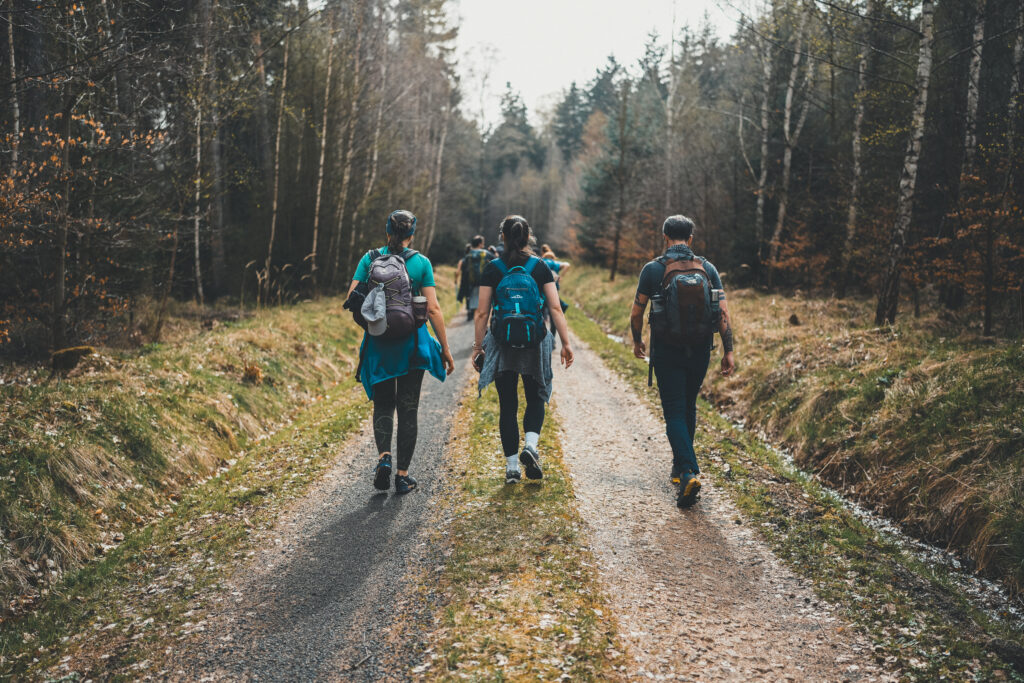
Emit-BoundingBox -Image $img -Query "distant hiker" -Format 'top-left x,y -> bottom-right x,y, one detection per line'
473,215 -> 574,484
460,235 -> 495,322
540,245 -> 571,341
345,210 -> 456,494
630,215 -> 735,508
455,243 -> 471,304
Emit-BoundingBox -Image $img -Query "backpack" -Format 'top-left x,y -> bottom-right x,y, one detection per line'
464,249 -> 489,287
491,257 -> 545,349
367,248 -> 418,340
650,255 -> 719,347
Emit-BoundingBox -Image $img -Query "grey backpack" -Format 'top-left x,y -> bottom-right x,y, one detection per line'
367,248 -> 417,339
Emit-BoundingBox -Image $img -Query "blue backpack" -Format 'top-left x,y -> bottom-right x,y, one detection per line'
491,257 -> 545,348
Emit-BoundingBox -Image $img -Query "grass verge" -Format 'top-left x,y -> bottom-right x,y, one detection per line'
410,378 -> 627,680
560,265 -> 1024,596
564,294 -> 1024,682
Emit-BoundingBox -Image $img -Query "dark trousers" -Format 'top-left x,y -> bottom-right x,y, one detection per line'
372,369 -> 425,471
652,344 -> 711,476
494,371 -> 546,457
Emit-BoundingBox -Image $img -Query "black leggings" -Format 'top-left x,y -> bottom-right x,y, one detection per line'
494,371 -> 546,457
372,370 -> 424,471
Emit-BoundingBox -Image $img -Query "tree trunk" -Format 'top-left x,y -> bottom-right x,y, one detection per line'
53,98 -> 72,350
755,34 -> 774,270
153,217 -> 181,342
253,30 -> 274,199
193,102 -> 205,306
337,6 -> 366,283
989,1 -> 1024,335
875,0 -> 935,326
203,2 -> 223,291
767,6 -> 813,289
7,0 -> 20,173
424,96 -> 451,255
963,0 -> 986,176
264,33 -> 290,305
610,80 -> 630,283
309,8 -> 336,299
838,0 -> 875,299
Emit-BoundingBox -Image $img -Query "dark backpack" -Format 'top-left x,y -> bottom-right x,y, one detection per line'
650,255 -> 718,347
464,249 -> 489,287
491,257 -> 545,348
367,248 -> 418,340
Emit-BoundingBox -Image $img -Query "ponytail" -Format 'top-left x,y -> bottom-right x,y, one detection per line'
499,215 -> 534,267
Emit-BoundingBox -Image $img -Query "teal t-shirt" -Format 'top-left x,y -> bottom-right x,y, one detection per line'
353,246 -> 444,398
353,247 -> 436,292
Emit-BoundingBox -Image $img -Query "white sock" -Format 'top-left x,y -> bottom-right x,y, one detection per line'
525,432 -> 540,450
506,455 -> 520,471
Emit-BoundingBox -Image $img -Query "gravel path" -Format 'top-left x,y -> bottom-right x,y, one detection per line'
555,333 -> 893,682
169,318 -> 475,682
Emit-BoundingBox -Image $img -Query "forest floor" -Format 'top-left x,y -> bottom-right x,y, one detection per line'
3,278 -> 1023,681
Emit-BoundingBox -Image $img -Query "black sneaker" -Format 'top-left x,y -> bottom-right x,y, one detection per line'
520,445 -> 543,480
677,473 -> 702,508
395,474 -> 418,494
373,454 -> 393,491
505,469 -> 522,485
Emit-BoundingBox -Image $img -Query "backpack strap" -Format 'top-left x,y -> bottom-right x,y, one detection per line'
397,248 -> 419,262
522,256 -> 539,276
369,248 -> 382,261
493,258 -> 509,275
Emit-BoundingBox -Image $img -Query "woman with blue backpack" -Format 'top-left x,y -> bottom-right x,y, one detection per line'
472,215 -> 574,484
346,210 -> 456,494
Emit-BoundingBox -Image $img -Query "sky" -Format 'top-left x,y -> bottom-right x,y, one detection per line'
451,0 -> 744,129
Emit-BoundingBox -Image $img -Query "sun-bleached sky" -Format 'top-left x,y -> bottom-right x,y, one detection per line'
452,0 -> 743,128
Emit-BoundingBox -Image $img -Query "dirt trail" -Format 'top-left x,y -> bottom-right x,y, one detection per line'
168,319 -> 475,681
555,333 -> 893,682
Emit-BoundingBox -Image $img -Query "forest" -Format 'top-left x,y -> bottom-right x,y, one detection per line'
2,0 -> 1022,357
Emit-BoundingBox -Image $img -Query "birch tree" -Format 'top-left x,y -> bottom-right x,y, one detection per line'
875,0 -> 935,325
308,8 -> 336,298
838,0 -> 875,299
767,3 -> 815,288
264,31 -> 291,306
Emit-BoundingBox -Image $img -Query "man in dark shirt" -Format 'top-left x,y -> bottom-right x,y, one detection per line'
630,215 -> 736,508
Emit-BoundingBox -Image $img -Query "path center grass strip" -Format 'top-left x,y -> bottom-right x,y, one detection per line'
413,379 -> 627,681
564,301 -> 1024,681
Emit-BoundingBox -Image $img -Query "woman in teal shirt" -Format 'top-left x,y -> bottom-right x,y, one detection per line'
347,210 -> 455,494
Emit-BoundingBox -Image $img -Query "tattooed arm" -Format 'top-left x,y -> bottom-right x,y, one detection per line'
630,292 -> 649,359
718,299 -> 736,375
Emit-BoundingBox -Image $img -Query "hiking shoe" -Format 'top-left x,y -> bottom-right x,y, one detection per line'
395,474 -> 418,494
671,468 -> 682,485
677,473 -> 702,508
520,445 -> 543,480
373,454 -> 393,491
505,469 -> 522,485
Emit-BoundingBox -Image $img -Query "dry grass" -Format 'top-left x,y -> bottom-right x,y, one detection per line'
562,265 -> 1024,596
412,379 -> 626,681
0,296 -> 365,617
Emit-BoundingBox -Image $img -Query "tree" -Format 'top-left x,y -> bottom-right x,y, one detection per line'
876,0 -> 935,326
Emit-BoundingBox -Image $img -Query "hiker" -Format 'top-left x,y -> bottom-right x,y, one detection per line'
455,243 -> 471,305
345,210 -> 456,494
630,215 -> 735,508
472,215 -> 574,484
540,245 -> 571,341
460,235 -> 495,322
